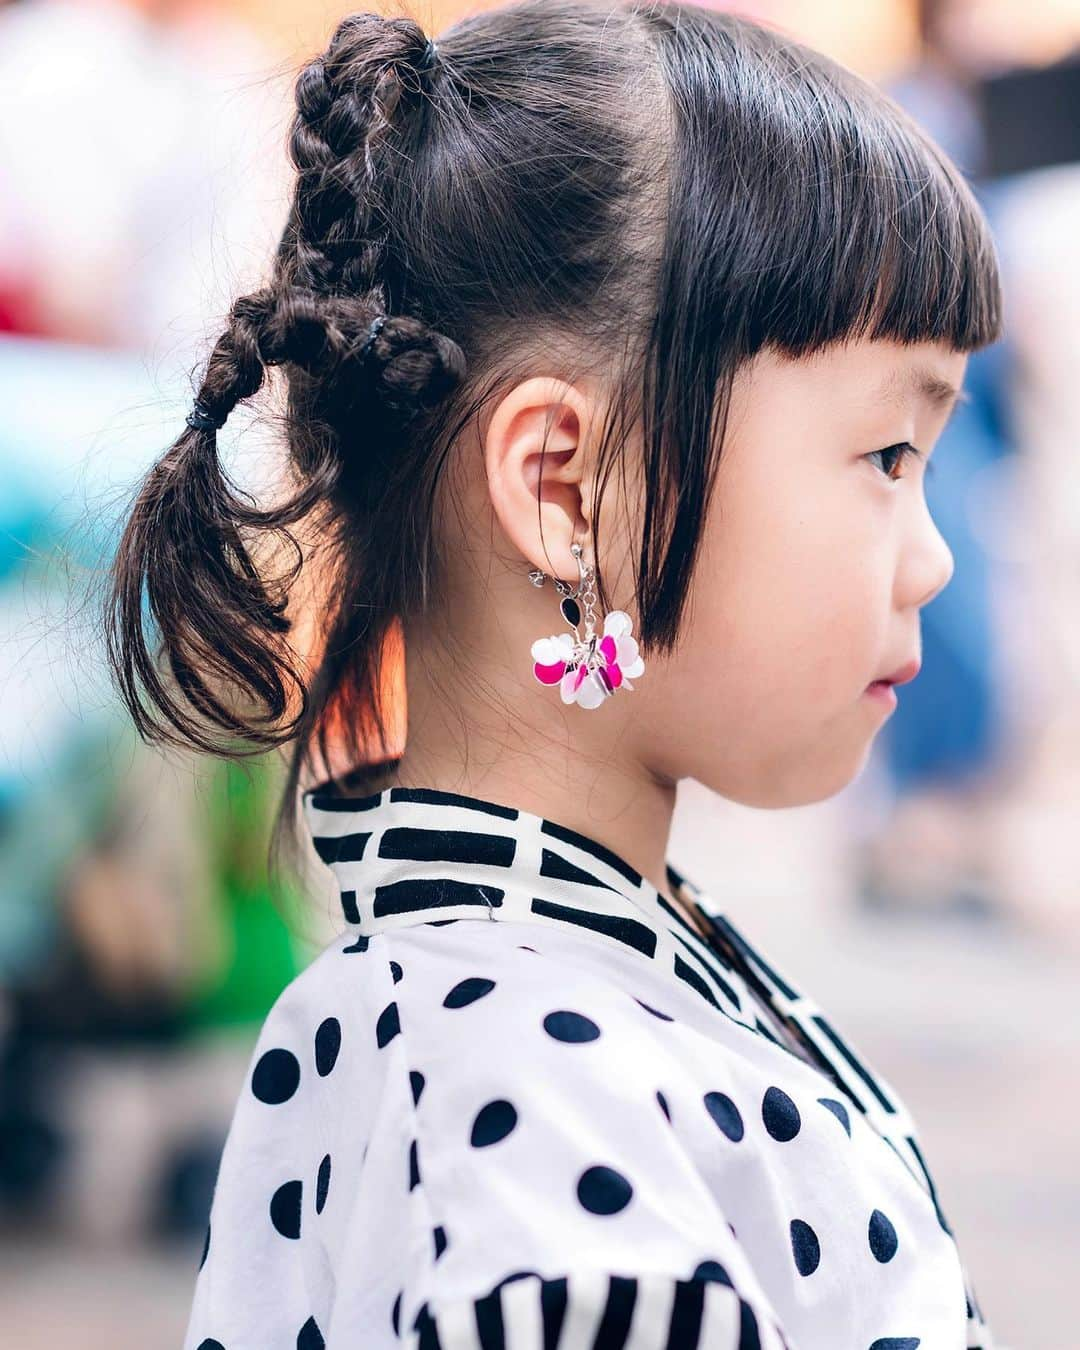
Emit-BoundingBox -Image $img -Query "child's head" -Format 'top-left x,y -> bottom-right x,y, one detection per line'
108,0 -> 1002,820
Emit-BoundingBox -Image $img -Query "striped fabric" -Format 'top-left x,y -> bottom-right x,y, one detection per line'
408,1268 -> 772,1350
305,785 -> 997,1350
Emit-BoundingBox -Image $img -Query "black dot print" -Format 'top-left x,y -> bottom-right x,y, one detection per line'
297,1315 -> 325,1350
410,1070 -> 425,1105
199,1221 -> 210,1271
252,1048 -> 301,1104
391,1292 -> 402,1337
577,1164 -> 633,1215
376,1002 -> 401,1048
433,1225 -> 448,1259
270,1179 -> 303,1240
543,1010 -> 601,1043
790,1218 -> 820,1276
693,1259 -> 733,1287
196,1341 -> 225,1350
656,1090 -> 671,1122
408,1139 -> 421,1189
470,1099 -> 518,1146
704,1091 -> 744,1142
315,1018 -> 341,1076
390,960 -> 404,984
762,1086 -> 801,1142
868,1209 -> 899,1263
817,1097 -> 851,1137
633,997 -> 674,1021
518,945 -> 538,953
869,1340 -> 920,1349
315,1154 -> 331,1214
443,976 -> 496,1008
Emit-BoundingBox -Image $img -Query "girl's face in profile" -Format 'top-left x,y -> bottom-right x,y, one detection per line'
621,337 -> 967,808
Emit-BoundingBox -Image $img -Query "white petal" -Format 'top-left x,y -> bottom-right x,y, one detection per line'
615,635 -> 639,666
575,673 -> 607,709
603,610 -> 632,638
531,637 -> 560,664
560,667 -> 578,704
622,656 -> 645,679
554,632 -> 576,660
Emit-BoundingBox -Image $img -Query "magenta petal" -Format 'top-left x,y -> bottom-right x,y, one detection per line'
599,635 -> 617,664
534,660 -> 566,685
573,665 -> 588,690
606,661 -> 623,689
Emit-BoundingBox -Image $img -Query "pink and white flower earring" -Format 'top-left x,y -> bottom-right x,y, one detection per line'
529,543 -> 645,709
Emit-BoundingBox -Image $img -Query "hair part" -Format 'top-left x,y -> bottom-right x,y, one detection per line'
106,0 -> 1003,818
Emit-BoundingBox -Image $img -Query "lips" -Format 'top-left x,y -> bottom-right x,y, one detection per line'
874,658 -> 920,687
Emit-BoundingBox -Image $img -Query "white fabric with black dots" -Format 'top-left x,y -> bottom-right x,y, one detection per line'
183,787 -> 1001,1350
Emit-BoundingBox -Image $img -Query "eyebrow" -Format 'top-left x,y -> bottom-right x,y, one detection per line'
879,366 -> 970,412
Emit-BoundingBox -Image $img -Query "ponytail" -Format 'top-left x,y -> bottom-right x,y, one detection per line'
106,8 -> 466,766
107,289 -> 332,753
109,275 -> 462,748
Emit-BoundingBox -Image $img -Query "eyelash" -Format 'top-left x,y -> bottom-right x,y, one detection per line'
865,443 -> 936,482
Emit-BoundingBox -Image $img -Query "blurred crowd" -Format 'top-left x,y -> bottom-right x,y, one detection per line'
0,1 -> 1077,1346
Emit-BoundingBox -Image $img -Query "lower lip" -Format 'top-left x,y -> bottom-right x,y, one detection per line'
865,681 -> 898,708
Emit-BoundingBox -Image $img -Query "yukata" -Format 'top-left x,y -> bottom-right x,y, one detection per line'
185,785 -> 998,1350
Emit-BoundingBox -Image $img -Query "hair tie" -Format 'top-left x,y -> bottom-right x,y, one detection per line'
186,398 -> 226,433
360,313 -> 387,363
417,37 -> 439,74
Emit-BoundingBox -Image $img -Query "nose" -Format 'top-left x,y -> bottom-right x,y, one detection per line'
902,498 -> 955,612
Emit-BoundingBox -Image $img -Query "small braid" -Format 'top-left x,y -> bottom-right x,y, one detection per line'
187,15 -> 461,438
108,14 -> 465,755
283,13 -> 433,298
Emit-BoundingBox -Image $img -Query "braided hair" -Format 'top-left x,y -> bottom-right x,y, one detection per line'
108,14 -> 465,765
106,0 -> 1002,817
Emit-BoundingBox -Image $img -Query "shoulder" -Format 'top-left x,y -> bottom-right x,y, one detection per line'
363,915 -> 684,1086
192,919 -> 795,1349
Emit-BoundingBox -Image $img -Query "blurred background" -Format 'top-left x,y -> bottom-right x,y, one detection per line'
0,0 -> 1077,1345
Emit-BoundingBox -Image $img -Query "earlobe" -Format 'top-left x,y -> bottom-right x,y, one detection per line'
483,377 -> 594,582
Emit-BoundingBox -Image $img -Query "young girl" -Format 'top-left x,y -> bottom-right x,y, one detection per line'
107,2 -> 1005,1346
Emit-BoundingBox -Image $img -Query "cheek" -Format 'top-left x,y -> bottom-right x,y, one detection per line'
696,475 -> 883,690
633,465 -> 892,794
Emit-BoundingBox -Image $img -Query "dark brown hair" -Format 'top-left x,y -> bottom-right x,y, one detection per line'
106,0 -> 1003,811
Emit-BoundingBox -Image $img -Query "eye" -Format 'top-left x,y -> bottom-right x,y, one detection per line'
865,442 -> 935,482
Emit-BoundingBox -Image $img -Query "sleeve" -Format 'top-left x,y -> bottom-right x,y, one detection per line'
322,930 -> 799,1350
182,941 -> 364,1350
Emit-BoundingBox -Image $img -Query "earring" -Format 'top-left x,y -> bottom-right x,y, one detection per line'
529,543 -> 645,709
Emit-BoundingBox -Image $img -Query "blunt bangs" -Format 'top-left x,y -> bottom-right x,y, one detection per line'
654,9 -> 1002,359
630,5 -> 1003,644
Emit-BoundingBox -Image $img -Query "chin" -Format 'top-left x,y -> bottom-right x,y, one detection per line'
695,742 -> 872,810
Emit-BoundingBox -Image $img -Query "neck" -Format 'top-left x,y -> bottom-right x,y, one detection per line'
395,618 -> 677,896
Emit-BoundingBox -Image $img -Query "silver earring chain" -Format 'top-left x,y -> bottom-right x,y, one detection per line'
570,542 -> 599,635
531,543 -> 599,638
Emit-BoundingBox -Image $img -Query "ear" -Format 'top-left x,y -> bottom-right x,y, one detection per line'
483,376 -> 596,583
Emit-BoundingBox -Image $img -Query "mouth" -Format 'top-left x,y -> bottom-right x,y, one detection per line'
864,658 -> 920,708
871,658 -> 921,689
865,679 -> 898,707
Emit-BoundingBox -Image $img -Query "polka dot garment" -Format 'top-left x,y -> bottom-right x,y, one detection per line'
183,786 -> 1002,1350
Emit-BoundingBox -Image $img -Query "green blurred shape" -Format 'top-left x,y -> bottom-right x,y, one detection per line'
184,755 -> 308,1032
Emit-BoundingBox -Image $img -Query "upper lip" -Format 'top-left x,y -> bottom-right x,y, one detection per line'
875,659 -> 920,686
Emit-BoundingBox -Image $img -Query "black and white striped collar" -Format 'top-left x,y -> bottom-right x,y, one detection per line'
302,783 -> 769,1038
